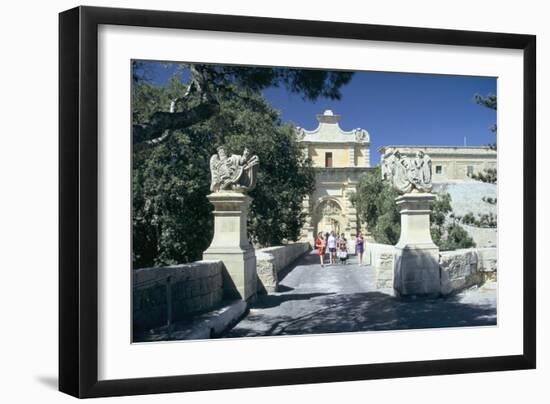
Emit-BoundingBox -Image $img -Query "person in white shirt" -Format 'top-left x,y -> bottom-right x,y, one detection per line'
327,231 -> 337,264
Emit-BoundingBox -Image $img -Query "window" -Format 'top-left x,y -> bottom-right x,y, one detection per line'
325,152 -> 333,168
435,165 -> 442,174
467,165 -> 474,177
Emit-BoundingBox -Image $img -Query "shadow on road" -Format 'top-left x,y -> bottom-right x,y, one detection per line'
225,291 -> 496,338
275,284 -> 295,293
252,292 -> 335,309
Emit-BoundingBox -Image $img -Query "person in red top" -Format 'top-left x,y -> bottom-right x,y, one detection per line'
315,232 -> 325,267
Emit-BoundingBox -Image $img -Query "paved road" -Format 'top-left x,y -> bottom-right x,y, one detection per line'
223,251 -> 497,338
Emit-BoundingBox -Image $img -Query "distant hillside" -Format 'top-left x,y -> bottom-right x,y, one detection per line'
433,181 -> 497,248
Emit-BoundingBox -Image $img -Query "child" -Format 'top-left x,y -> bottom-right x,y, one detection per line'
337,233 -> 348,264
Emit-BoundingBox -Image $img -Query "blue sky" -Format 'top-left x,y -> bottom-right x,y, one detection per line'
142,62 -> 496,164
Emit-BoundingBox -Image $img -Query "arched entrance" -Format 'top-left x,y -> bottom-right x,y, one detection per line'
313,198 -> 347,239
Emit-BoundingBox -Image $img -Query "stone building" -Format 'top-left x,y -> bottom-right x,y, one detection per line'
379,145 -> 497,182
296,111 -> 497,247
296,110 -> 373,244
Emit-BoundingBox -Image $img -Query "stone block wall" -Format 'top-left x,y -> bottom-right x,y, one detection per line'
365,242 -> 396,289
366,243 -> 497,295
438,247 -> 497,295
133,260 -> 224,331
477,247 -> 498,281
256,242 -> 311,293
439,249 -> 482,295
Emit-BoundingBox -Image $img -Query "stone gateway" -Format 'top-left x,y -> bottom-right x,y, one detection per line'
297,111 -> 497,252
296,110 -> 374,246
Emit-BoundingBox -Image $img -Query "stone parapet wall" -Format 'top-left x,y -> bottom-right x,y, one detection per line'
439,247 -> 497,295
440,249 -> 482,295
365,242 -> 396,289
477,247 -> 498,281
366,243 -> 497,295
256,242 -> 311,293
133,260 -> 224,331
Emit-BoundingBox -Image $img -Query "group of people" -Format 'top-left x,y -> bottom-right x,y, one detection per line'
315,231 -> 366,267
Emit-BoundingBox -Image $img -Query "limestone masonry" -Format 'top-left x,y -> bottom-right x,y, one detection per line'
297,110 -> 373,244
204,148 -> 261,302
297,110 -> 497,246
256,242 -> 311,293
379,145 -> 496,182
133,260 -> 224,332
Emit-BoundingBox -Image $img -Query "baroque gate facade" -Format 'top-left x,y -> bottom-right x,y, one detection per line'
296,110 -> 374,249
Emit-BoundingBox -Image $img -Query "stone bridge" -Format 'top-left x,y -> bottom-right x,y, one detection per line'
133,243 -> 497,341
133,146 -> 497,341
223,250 -> 496,338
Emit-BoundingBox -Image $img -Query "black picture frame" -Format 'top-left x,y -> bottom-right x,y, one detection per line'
59,5 -> 536,398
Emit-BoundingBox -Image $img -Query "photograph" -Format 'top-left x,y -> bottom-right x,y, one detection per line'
0,0 -> 542,401
131,60 -> 499,342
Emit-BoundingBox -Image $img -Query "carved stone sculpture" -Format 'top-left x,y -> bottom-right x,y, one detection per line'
382,149 -> 439,296
209,147 -> 259,193
381,149 -> 432,193
295,126 -> 306,141
205,147 -> 259,301
414,151 -> 432,186
354,128 -> 367,142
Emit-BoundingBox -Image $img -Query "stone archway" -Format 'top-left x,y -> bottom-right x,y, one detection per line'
313,198 -> 347,239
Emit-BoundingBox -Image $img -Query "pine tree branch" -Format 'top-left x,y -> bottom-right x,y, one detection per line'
133,101 -> 220,145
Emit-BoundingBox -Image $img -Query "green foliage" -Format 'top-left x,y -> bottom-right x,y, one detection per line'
478,213 -> 497,228
474,93 -> 497,149
132,134 -> 214,267
132,78 -> 214,267
195,87 -> 315,247
132,75 -> 187,130
351,167 -> 401,245
437,222 -> 476,251
462,211 -> 497,228
430,193 -> 476,250
431,192 -> 452,228
469,92 -> 498,176
132,79 -> 314,268
132,62 -> 354,143
353,170 -> 475,250
213,65 -> 354,101
472,168 -> 497,184
462,212 -> 475,224
474,93 -> 497,110
132,62 -> 354,102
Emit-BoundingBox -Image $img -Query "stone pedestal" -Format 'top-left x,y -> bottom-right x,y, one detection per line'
393,193 -> 441,297
203,192 -> 257,302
